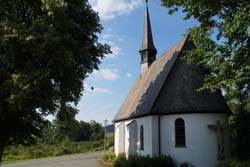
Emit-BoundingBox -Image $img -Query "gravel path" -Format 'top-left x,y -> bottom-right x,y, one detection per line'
1,152 -> 102,167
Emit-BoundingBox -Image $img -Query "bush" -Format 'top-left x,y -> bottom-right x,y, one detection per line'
108,146 -> 114,152
153,155 -> 175,167
2,140 -> 104,162
113,152 -> 127,167
217,160 -> 250,167
102,152 -> 116,163
113,153 -> 175,167
179,162 -> 194,167
106,134 -> 114,149
126,155 -> 146,167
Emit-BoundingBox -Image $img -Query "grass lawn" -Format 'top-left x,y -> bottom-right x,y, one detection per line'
2,140 -> 103,163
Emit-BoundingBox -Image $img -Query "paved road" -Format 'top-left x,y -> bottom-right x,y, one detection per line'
2,152 -> 102,167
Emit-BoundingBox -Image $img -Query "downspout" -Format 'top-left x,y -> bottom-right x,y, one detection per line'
158,116 -> 161,156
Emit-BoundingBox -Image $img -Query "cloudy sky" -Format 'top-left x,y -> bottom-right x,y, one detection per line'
70,0 -> 197,125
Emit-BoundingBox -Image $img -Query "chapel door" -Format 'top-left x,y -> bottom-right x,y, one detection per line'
128,121 -> 138,155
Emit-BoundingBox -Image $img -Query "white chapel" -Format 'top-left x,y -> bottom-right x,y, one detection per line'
113,2 -> 231,167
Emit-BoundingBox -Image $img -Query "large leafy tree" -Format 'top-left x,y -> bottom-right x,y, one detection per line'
0,0 -> 110,163
53,105 -> 80,141
161,0 -> 250,160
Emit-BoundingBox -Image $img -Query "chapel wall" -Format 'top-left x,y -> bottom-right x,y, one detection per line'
114,122 -> 125,156
136,116 -> 154,157
160,113 -> 231,167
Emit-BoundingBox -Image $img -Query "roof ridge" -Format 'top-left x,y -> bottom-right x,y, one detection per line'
148,35 -> 189,114
139,35 -> 189,78
114,36 -> 189,122
114,35 -> 231,122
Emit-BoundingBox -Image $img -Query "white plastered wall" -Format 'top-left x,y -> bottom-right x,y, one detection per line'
135,116 -> 159,157
114,122 -> 125,155
160,113 -> 231,167
115,116 -> 159,157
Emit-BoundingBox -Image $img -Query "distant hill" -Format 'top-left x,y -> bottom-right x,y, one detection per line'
106,124 -> 114,133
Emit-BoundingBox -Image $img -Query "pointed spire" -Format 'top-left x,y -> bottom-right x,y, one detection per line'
139,0 -> 157,74
139,1 -> 157,53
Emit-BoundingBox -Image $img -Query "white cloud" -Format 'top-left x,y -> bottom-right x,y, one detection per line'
106,46 -> 122,59
84,82 -> 112,94
89,0 -> 143,20
102,33 -> 114,39
118,38 -> 124,42
92,68 -> 119,81
101,36 -> 122,59
92,87 -> 112,94
101,40 -> 114,46
126,73 -> 132,78
101,34 -> 123,43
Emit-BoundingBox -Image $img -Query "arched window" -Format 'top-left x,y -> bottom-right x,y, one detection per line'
139,125 -> 144,150
175,118 -> 186,147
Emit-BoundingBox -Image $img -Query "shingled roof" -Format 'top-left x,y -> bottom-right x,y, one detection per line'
113,36 -> 231,122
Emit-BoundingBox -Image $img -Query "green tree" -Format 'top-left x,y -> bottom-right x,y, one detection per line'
89,120 -> 104,141
77,121 -> 91,141
0,0 -> 110,163
53,105 -> 79,141
36,121 -> 57,145
161,0 -> 250,160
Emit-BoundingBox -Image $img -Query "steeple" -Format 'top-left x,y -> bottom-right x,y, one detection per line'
139,0 -> 157,74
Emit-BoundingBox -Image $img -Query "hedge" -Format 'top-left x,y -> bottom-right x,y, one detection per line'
113,153 -> 175,167
217,160 -> 250,167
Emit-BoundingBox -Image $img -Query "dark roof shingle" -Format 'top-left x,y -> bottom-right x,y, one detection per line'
114,36 -> 231,122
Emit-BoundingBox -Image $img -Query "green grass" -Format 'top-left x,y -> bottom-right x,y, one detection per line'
2,159 -> 27,164
107,132 -> 114,137
2,140 -> 104,163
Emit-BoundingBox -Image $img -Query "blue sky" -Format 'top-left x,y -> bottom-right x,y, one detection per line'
70,0 -> 197,125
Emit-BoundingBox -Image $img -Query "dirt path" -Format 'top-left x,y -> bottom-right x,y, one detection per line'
2,152 -> 102,167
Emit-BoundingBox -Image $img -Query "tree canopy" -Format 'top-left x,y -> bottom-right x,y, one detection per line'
39,118 -> 104,144
162,0 -> 250,110
162,0 -> 250,160
0,0 -> 110,163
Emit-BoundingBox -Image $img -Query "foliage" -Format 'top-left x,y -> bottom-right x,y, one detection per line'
161,0 -> 250,160
234,112 -> 250,160
52,106 -> 104,142
179,162 -> 194,167
217,160 -> 250,167
0,0 -> 110,163
101,152 -> 116,163
113,152 -> 127,167
161,0 -> 250,97
113,153 -> 175,167
89,120 -> 105,141
2,140 -> 103,162
106,133 -> 114,149
150,155 -> 175,167
77,121 -> 92,141
37,120 -> 104,144
35,122 -> 56,145
53,105 -> 79,141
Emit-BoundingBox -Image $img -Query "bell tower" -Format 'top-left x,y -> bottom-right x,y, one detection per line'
139,0 -> 157,74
